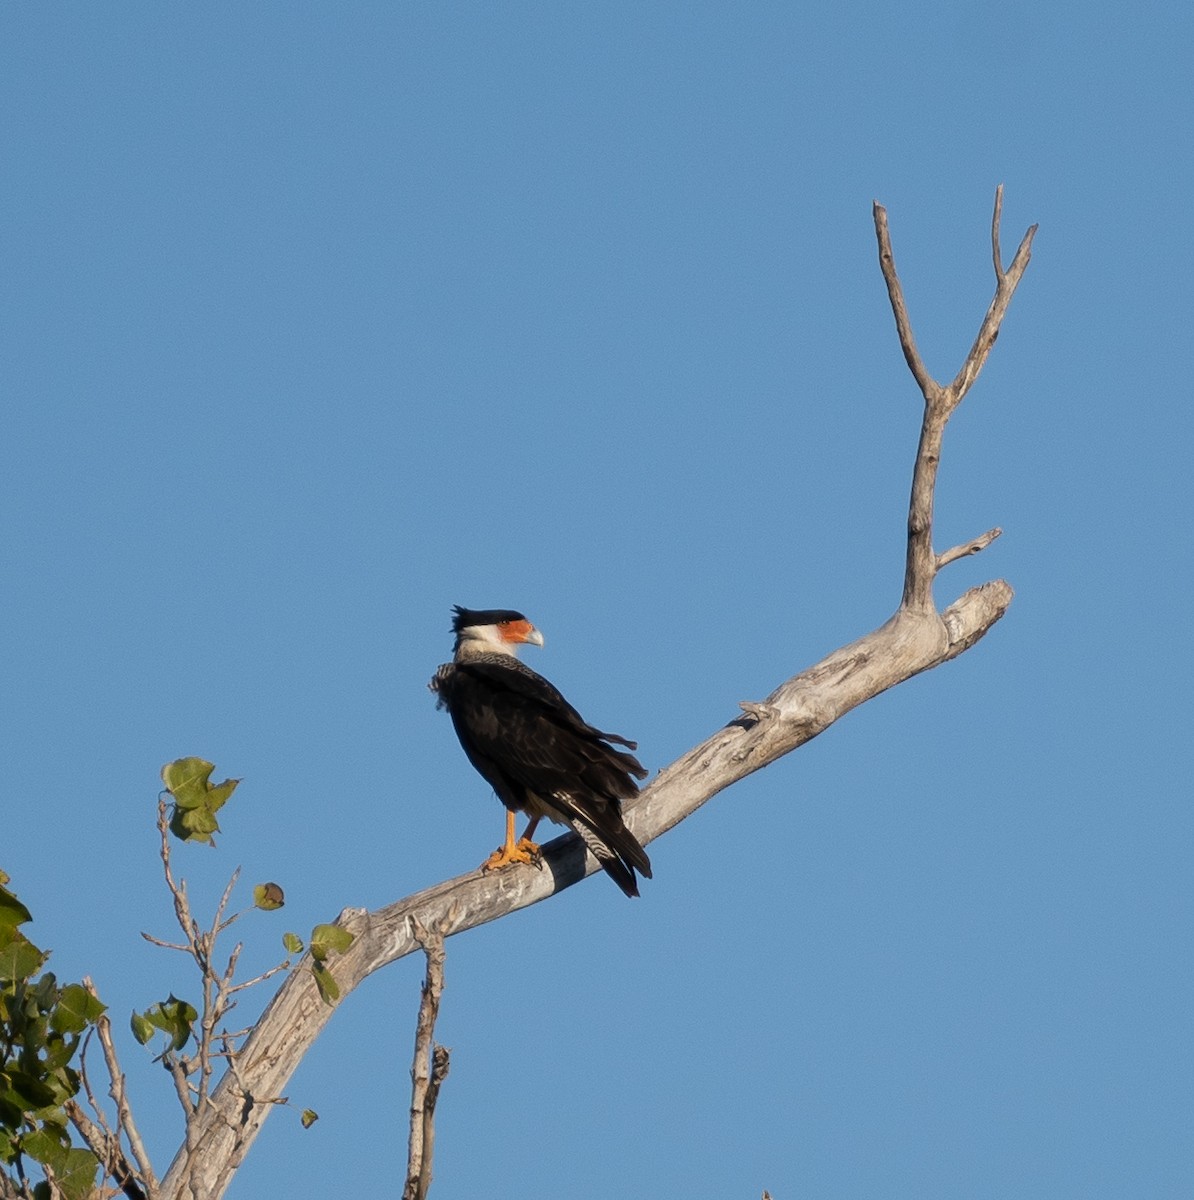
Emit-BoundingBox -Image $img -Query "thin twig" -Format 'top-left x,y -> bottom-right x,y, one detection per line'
167,1055 -> 195,1119
155,800 -> 197,954
991,184 -> 1004,280
77,1028 -> 118,1144
226,960 -> 290,994
210,871 -> 241,941
216,1033 -> 252,1112
403,918 -> 449,1200
139,932 -> 191,953
84,979 -> 158,1198
948,186 -> 1038,403
219,942 -> 244,993
211,1026 -> 253,1044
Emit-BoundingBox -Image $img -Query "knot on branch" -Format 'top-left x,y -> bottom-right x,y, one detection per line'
738,701 -> 780,727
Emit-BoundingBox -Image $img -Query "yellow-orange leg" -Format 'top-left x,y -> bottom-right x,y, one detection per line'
481,810 -> 541,871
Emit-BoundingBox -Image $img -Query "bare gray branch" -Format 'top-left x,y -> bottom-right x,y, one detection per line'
403,919 -> 449,1200
155,191 -> 1035,1200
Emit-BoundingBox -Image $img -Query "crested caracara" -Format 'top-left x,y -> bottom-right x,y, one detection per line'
430,606 -> 651,897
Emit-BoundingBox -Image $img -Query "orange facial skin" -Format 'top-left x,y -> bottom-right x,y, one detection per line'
498,618 -> 539,645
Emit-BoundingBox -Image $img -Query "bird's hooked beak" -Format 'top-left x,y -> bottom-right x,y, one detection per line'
500,618 -> 545,648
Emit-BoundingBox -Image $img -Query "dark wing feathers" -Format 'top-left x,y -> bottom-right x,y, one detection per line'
448,660 -> 647,797
436,656 -> 651,896
457,659 -> 645,764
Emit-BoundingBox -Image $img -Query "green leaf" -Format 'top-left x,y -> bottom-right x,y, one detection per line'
0,934 -> 47,983
309,924 -> 354,963
161,757 -> 240,845
0,884 -> 32,931
137,995 -> 198,1053
282,932 -> 303,955
253,882 -> 285,911
36,1120 -> 71,1155
0,1091 -> 24,1130
20,1126 -> 67,1164
130,1011 -> 154,1045
161,757 -> 239,810
300,1108 -> 319,1128
31,972 -> 59,1010
53,1147 -> 100,1200
6,1069 -> 57,1110
28,1062 -> 74,1109
21,1132 -> 97,1200
43,1036 -> 78,1072
312,961 -> 339,1005
169,803 -> 220,844
50,984 -> 106,1035
46,1064 -> 80,1104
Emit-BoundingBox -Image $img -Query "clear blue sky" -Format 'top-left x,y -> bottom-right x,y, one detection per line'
3,3 -> 1191,1198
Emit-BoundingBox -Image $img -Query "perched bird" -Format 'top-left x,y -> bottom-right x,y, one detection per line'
430,606 -> 652,897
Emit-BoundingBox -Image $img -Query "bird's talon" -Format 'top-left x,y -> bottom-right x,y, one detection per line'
516,836 -> 542,865
480,839 -> 539,872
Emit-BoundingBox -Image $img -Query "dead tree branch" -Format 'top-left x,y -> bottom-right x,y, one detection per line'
64,1099 -> 147,1200
156,188 -> 1036,1200
403,919 -> 449,1200
875,185 -> 1037,612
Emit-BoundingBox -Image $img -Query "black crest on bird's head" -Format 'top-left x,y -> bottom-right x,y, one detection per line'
451,606 -> 529,634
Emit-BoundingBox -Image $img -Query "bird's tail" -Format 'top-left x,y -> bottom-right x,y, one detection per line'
571,810 -> 652,899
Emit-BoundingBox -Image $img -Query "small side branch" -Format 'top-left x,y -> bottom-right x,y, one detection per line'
937,526 -> 1001,569
154,801 -> 197,956
873,204 -> 939,401
950,185 -> 1038,403
403,919 -> 450,1200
